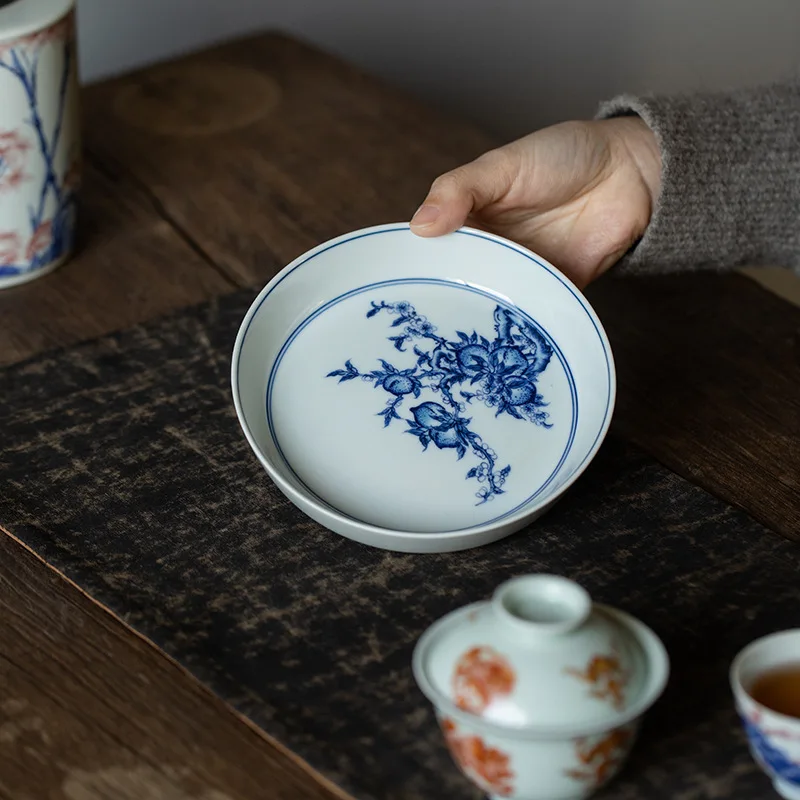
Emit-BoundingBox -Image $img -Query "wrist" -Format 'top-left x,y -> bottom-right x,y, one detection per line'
603,116 -> 662,211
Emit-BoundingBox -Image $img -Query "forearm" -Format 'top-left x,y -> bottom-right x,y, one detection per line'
597,78 -> 800,274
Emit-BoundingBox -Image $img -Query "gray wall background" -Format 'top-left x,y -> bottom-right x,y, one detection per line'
75,0 -> 800,139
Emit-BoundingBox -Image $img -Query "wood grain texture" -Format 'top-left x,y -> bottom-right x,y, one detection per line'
587,271 -> 800,538
0,529 -> 348,800
0,161 -> 234,367
81,33 -> 495,286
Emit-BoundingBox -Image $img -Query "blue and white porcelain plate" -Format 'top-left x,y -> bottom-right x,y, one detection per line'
232,224 -> 615,552
269,279 -> 577,531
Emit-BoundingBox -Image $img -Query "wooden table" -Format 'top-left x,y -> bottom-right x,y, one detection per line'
0,32 -> 798,800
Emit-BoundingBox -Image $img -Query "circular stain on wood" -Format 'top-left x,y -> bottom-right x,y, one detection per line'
113,62 -> 281,137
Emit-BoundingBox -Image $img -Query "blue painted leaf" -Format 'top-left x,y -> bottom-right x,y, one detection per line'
499,465 -> 511,479
413,345 -> 431,364
405,426 -> 431,450
379,359 -> 397,373
389,335 -> 407,351
464,429 -> 480,446
378,405 -> 401,427
503,404 -> 524,420
366,307 -> 380,318
480,335 -> 491,349
391,316 -> 407,327
326,369 -> 346,377
466,467 -> 478,479
457,331 -> 470,342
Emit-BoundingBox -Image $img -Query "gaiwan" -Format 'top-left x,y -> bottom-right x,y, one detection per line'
231,223 -> 615,552
412,574 -> 670,799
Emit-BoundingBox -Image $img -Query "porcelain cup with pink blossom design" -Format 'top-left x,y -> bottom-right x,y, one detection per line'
731,630 -> 800,800
412,575 -> 669,799
0,0 -> 80,290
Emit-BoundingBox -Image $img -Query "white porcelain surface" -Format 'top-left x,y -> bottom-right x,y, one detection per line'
231,223 -> 615,552
731,630 -> 800,800
412,575 -> 669,799
0,0 -> 80,290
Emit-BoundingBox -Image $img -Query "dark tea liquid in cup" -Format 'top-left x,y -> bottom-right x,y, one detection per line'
750,663 -> 800,719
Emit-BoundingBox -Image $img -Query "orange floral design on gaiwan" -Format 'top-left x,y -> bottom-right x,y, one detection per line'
453,645 -> 516,714
565,648 -> 629,710
565,727 -> 632,787
441,717 -> 515,797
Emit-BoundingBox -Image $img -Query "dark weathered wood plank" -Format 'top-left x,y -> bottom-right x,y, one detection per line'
587,271 -> 800,538
0,161 -> 234,367
0,528 -> 350,800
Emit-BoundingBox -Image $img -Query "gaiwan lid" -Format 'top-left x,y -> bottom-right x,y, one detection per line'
412,574 -> 669,735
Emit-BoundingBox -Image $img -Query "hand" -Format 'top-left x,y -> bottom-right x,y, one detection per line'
410,117 -> 661,288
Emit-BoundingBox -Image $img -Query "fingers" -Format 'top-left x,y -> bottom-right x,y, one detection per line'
410,148 -> 517,237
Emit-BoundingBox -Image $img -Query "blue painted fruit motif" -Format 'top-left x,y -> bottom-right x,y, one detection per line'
327,299 -> 555,505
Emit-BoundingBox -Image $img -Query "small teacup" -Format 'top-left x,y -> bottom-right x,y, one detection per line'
730,630 -> 800,800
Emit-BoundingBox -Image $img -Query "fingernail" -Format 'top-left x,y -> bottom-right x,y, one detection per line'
410,204 -> 440,228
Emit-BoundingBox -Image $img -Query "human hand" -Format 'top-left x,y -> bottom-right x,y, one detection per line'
410,117 -> 661,288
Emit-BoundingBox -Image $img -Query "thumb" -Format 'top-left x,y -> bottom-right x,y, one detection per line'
410,149 -> 516,237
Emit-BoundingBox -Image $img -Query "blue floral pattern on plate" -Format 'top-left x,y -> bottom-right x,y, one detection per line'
327,300 -> 554,505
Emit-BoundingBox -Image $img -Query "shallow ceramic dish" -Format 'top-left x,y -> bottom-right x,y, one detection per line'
231,223 -> 615,553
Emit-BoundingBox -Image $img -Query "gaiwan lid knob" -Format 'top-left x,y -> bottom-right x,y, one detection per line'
413,574 -> 659,733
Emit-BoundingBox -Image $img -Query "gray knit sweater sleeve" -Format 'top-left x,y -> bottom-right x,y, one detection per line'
596,79 -> 800,274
